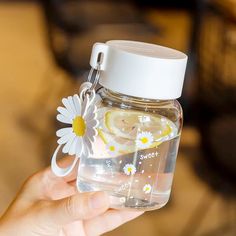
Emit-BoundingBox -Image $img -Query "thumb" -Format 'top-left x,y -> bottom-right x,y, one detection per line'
45,191 -> 110,226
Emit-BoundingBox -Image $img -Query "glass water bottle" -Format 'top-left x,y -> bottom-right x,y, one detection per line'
76,40 -> 188,211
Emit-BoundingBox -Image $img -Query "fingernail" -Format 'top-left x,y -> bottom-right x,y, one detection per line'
90,192 -> 108,209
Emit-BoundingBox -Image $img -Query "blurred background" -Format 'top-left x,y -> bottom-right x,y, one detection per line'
0,0 -> 236,235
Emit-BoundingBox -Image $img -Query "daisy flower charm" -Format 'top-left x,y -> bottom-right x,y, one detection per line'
56,94 -> 98,157
51,83 -> 98,177
135,131 -> 154,149
143,184 -> 152,194
106,141 -> 121,157
123,163 -> 136,176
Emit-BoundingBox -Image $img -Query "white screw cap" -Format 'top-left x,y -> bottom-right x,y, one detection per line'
90,40 -> 188,100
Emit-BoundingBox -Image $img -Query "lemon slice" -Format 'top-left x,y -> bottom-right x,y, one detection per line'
105,110 -> 176,141
98,109 -> 177,153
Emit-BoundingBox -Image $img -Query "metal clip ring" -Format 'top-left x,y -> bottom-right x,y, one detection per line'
87,63 -> 101,94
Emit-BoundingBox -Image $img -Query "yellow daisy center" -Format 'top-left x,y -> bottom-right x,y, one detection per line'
128,167 -> 132,172
141,137 -> 148,144
109,146 -> 115,152
72,116 -> 86,136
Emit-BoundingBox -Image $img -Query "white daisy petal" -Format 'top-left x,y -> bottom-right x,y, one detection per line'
56,114 -> 72,124
68,136 -> 78,155
62,98 -> 74,114
85,105 -> 96,118
76,137 -> 83,157
92,130 -> 98,142
57,107 -> 75,120
57,133 -> 75,145
56,127 -> 73,137
93,127 -> 98,136
73,94 -> 81,115
68,96 -> 77,115
85,112 -> 97,122
92,104 -> 98,111
86,119 -> 98,128
86,127 -> 97,138
85,128 -> 97,143
85,110 -> 97,120
84,107 -> 93,117
81,94 -> 89,117
62,135 -> 76,154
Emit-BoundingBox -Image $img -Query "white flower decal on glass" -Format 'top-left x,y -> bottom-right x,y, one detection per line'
56,94 -> 98,157
143,184 -> 152,194
106,141 -> 120,156
123,163 -> 136,176
135,131 -> 154,149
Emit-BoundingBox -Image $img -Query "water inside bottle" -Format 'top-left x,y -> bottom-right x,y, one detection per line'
77,108 -> 180,210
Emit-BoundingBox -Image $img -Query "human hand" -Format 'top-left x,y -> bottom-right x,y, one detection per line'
0,157 -> 143,236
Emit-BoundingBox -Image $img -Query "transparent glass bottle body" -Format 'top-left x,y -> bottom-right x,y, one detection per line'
77,88 -> 183,211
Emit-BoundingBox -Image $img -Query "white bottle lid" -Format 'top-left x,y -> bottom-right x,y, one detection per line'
90,40 -> 188,100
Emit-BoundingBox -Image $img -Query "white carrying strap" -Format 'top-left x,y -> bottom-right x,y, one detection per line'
51,144 -> 80,177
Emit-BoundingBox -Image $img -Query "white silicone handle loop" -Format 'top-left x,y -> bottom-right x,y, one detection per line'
89,43 -> 109,70
51,144 -> 79,177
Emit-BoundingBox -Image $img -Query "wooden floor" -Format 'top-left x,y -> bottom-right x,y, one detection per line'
0,2 -> 235,236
